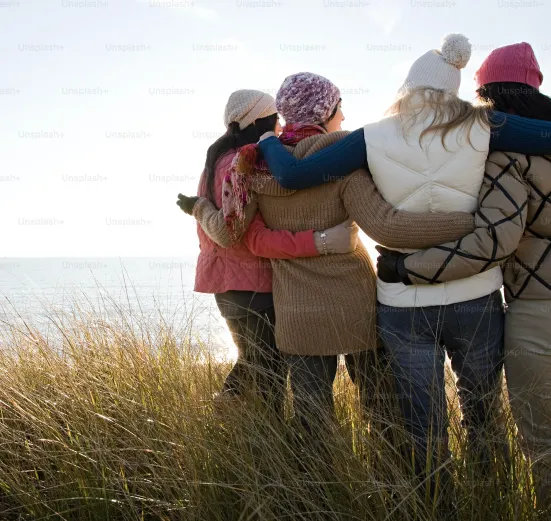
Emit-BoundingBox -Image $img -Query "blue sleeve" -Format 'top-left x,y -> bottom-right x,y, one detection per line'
258,127 -> 367,190
490,111 -> 551,155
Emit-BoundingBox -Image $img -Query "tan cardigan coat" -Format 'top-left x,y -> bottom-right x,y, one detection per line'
193,131 -> 475,356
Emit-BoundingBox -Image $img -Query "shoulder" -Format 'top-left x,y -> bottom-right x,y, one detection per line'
364,115 -> 395,131
487,151 -> 527,173
521,154 -> 551,182
213,150 -> 237,179
292,131 -> 352,159
486,151 -> 531,191
337,167 -> 371,188
486,151 -> 543,183
215,150 -> 237,170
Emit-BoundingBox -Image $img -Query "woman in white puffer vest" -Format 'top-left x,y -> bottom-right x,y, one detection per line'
377,42 -> 550,513
369,35 -> 506,504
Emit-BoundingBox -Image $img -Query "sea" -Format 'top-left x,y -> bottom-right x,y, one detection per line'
0,257 -> 235,359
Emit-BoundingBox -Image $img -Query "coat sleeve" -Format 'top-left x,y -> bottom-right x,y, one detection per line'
403,152 -> 530,284
243,213 -> 320,259
340,169 -> 476,249
192,197 -> 320,258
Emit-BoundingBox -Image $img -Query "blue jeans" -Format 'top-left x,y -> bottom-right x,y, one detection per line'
377,291 -> 505,486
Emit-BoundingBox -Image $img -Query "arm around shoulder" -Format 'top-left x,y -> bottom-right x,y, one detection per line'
259,128 -> 367,190
192,196 -> 259,248
490,111 -> 551,155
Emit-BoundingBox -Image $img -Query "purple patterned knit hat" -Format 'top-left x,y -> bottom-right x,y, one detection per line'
276,72 -> 341,125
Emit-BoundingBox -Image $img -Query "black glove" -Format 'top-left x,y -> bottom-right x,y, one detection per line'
375,245 -> 412,285
177,194 -> 199,215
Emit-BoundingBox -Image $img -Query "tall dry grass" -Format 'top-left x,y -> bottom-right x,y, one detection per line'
0,298 -> 543,521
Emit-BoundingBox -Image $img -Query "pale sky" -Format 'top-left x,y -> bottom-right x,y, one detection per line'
2,0 -> 550,257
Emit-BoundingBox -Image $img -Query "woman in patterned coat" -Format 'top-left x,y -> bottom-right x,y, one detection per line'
379,42 -> 551,514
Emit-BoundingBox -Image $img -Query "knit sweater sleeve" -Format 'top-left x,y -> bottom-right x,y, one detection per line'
257,113 -> 551,189
192,197 -> 319,258
192,196 -> 258,248
258,128 -> 367,190
403,152 -> 530,285
490,111 -> 551,154
340,169 -> 476,248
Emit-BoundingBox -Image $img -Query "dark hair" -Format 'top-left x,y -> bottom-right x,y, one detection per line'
204,113 -> 278,204
319,98 -> 342,129
477,82 -> 551,122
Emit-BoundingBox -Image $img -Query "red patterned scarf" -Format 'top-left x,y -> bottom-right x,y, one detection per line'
222,123 -> 326,239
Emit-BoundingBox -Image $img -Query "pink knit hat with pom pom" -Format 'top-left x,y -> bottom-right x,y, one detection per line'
275,72 -> 341,125
474,42 -> 543,90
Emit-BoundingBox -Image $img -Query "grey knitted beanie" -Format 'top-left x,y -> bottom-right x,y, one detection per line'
223,90 -> 277,130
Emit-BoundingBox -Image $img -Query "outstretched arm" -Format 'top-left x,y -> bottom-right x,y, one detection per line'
340,169 -> 475,249
258,128 -> 367,190
490,111 -> 551,155
257,112 -> 551,190
402,152 -> 530,284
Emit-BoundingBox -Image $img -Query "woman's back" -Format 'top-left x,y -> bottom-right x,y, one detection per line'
194,151 -> 273,294
364,98 -> 490,214
362,97 -> 503,307
498,152 -> 551,302
254,133 -> 378,357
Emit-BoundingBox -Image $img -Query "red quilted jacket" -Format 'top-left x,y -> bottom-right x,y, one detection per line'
194,151 -> 318,294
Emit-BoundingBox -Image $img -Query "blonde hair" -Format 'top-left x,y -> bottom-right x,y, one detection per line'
385,87 -> 491,150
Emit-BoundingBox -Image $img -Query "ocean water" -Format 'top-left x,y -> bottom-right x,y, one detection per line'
0,257 -> 235,359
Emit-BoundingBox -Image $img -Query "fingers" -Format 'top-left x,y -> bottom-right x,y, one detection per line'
349,224 -> 360,236
333,219 -> 356,230
375,245 -> 390,255
345,220 -> 359,235
177,193 -> 191,208
375,245 -> 402,258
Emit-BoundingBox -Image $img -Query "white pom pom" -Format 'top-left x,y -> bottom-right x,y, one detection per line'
441,33 -> 471,69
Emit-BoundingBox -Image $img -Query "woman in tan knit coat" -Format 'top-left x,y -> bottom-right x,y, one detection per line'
378,43 -> 551,513
177,89 -> 362,418
181,72 -> 475,430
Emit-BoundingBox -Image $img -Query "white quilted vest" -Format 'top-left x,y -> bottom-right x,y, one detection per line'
364,103 -> 503,307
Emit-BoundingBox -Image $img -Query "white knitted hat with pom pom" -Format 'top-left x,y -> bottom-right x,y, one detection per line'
399,34 -> 471,95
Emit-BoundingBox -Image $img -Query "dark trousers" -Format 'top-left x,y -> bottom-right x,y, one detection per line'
286,349 -> 390,434
377,291 -> 506,498
216,291 -> 287,416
